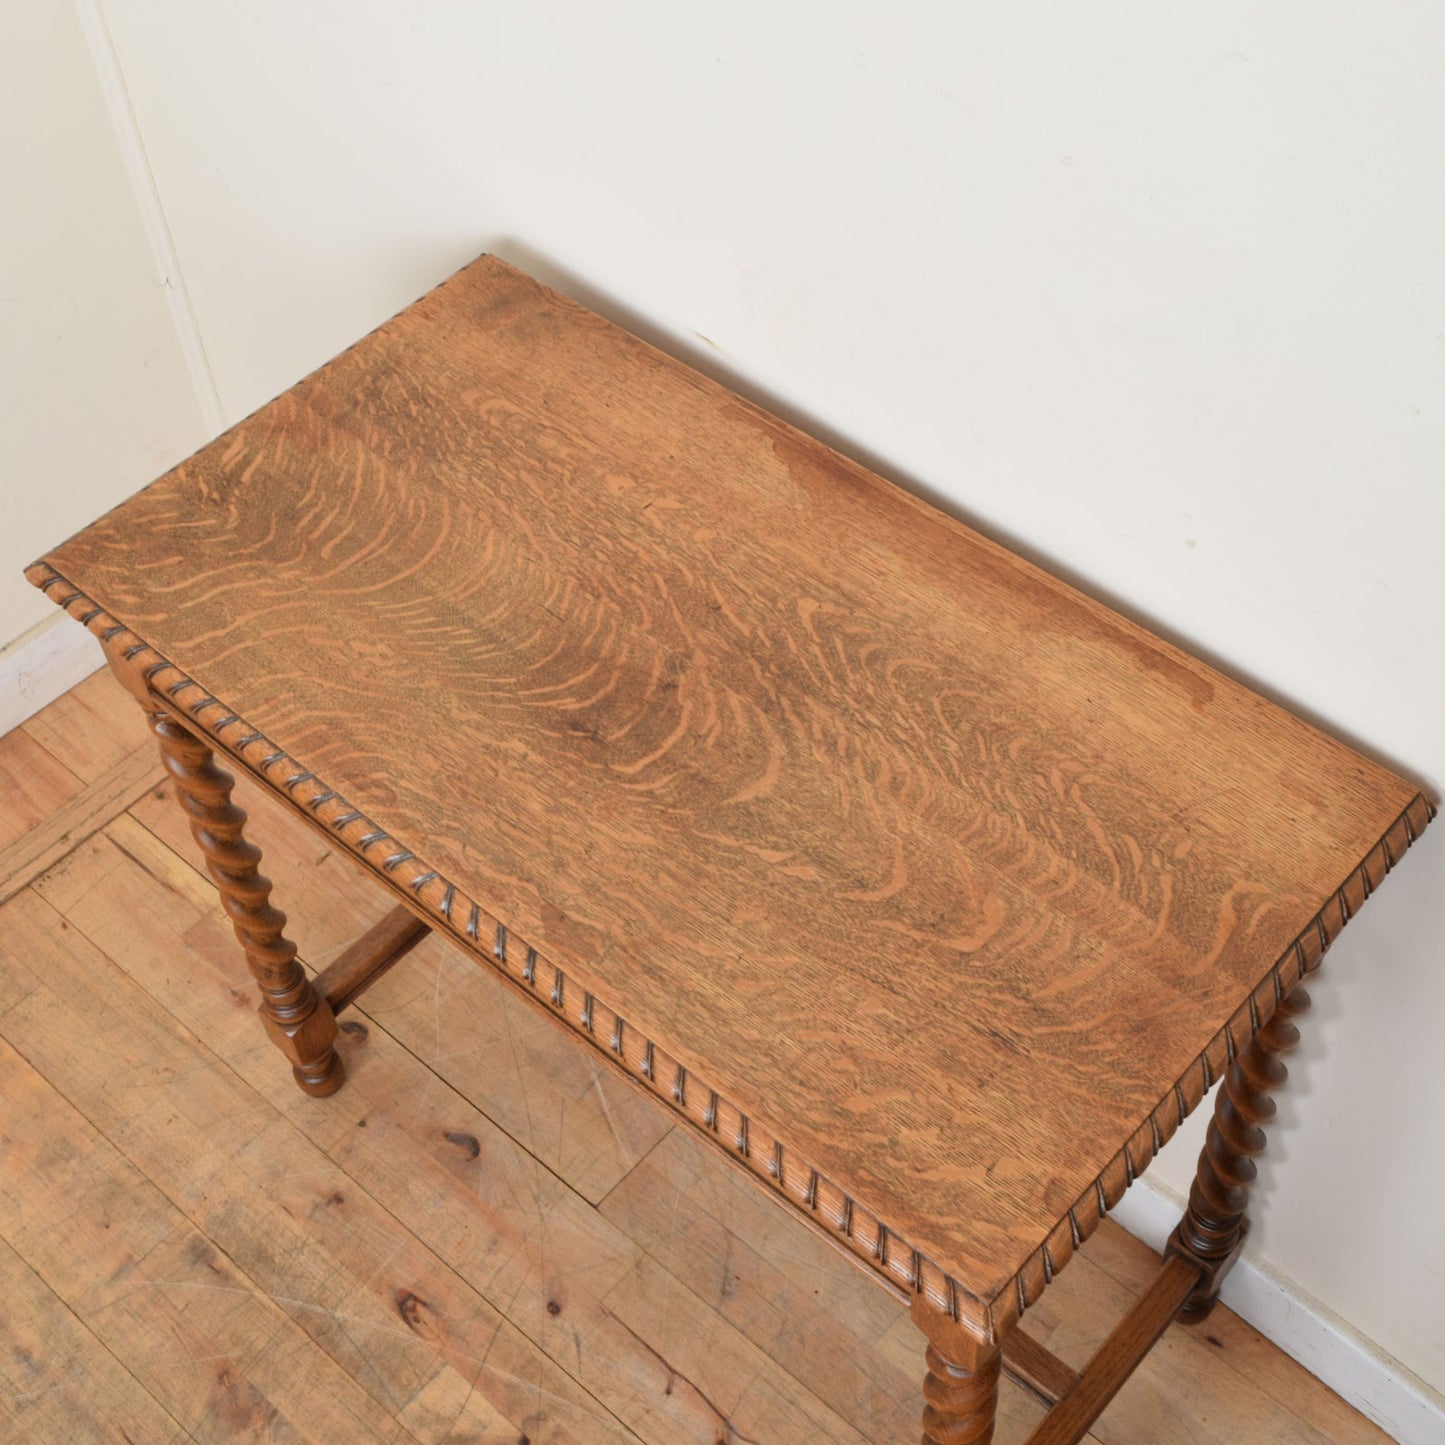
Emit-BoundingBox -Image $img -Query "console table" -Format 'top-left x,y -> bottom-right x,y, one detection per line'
30,256 -> 1429,1443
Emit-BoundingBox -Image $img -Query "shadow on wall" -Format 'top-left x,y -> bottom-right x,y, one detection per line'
485,235 -> 1432,798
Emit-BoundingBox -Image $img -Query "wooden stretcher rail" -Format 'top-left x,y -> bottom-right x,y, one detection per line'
1023,1253 -> 1203,1445
1002,1329 -> 1082,1407
33,253 -> 1433,1445
316,904 -> 432,1013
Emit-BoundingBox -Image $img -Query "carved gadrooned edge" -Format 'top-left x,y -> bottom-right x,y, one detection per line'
990,784 -> 1435,1341
26,563 -> 964,1321
29,561 -> 1437,1346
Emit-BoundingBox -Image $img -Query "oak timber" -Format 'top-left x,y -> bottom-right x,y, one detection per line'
0,684 -> 1396,1441
26,255 -> 1430,1342
317,901 -> 432,1012
0,725 -> 84,852
0,738 -> 158,905
1025,1255 -> 1202,1445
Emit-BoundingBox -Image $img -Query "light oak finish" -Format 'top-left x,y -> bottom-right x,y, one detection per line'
1169,984 -> 1313,1321
25,255 -> 1431,1438
0,667 -> 161,903
0,1235 -> 189,1445
20,660 -> 155,780
924,1340 -> 1003,1445
316,901 -> 432,1013
0,725 -> 84,851
0,689 -> 1398,1441
912,1294 -> 1005,1444
0,737 -> 158,905
1026,1256 -> 1201,1445
1002,1331 -> 1082,1408
144,703 -> 343,1096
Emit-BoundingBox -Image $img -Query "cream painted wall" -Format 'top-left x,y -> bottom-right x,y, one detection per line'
65,0 -> 1445,1404
0,0 -> 209,654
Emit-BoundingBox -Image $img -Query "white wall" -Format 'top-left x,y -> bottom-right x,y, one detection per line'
32,0 -> 1445,1417
0,0 -> 210,658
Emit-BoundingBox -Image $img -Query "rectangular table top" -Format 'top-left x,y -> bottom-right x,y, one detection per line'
31,255 -> 1430,1341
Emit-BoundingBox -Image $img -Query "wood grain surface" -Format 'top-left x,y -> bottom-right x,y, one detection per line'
28,255 -> 1431,1341
0,668 -> 1400,1441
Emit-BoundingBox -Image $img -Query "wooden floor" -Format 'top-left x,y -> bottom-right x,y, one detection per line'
0,668 -> 1391,1444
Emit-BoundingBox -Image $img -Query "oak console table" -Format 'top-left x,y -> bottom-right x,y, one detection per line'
30,256 -> 1430,1443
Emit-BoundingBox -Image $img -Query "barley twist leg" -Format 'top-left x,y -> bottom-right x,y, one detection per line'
922,1342 -> 1002,1445
912,1294 -> 1002,1445
145,707 -> 343,1096
1167,984 -> 1310,1319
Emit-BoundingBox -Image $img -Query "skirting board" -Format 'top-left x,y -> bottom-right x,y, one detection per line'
0,615 -> 104,737
1113,1178 -> 1445,1444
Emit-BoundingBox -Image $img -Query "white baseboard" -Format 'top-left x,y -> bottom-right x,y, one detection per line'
1113,1178 -> 1445,1444
0,615 -> 104,737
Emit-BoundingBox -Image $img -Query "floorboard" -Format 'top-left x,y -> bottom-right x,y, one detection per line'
0,670 -> 1394,1444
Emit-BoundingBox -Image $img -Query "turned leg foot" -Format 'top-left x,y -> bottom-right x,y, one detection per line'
912,1295 -> 1002,1445
143,706 -> 343,1097
1167,983 -> 1310,1319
